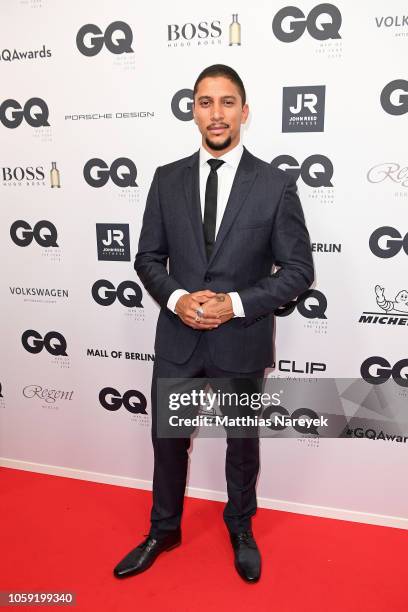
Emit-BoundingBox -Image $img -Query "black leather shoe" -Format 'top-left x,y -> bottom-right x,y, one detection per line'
229,529 -> 261,582
113,529 -> 181,578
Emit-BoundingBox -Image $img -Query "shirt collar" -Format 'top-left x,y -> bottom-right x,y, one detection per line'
199,141 -> 244,170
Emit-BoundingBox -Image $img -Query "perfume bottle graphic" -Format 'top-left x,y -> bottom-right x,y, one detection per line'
229,14 -> 241,46
50,161 -> 61,188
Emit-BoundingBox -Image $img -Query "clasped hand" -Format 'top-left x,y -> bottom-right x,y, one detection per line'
175,290 -> 234,330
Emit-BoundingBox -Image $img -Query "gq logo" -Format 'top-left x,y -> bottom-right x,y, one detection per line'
92,280 -> 143,307
271,154 -> 333,187
276,289 -> 327,319
10,220 -> 58,247
369,227 -> 408,258
380,80 -> 408,116
99,387 -> 147,414
361,357 -> 408,388
83,158 -> 137,188
263,406 -> 321,434
272,3 -> 342,42
21,330 -> 67,356
171,89 -> 194,121
76,22 -> 134,56
0,98 -> 49,128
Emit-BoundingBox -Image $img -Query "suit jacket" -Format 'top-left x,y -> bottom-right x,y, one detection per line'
134,147 -> 314,372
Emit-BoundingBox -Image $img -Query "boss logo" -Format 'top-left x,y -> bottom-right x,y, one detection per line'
171,89 -> 194,121
380,80 -> 408,116
10,220 -> 58,247
271,154 -> 333,187
272,3 -> 341,42
83,158 -> 137,188
99,387 -> 147,414
21,330 -> 67,356
360,357 -> 408,387
2,166 -> 45,182
167,21 -> 222,42
0,98 -> 49,128
369,227 -> 408,258
275,289 -> 327,319
76,22 -> 134,56
91,280 -> 143,307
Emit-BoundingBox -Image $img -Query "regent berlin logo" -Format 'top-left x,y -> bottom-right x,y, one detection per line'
0,98 -> 49,128
272,4 -> 342,42
83,158 -> 137,188
76,22 -> 133,56
282,86 -> 325,132
369,227 -> 408,258
380,80 -> 408,115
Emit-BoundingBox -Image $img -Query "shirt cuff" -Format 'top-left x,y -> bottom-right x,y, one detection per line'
228,292 -> 245,317
167,289 -> 189,314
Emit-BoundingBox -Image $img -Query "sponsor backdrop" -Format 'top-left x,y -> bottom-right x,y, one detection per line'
1,0 -> 407,527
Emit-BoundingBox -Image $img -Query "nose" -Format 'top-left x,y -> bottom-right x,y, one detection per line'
210,100 -> 224,121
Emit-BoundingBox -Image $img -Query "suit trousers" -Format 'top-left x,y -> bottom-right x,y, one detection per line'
149,330 -> 265,537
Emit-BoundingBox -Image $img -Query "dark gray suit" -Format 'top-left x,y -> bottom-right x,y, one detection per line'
134,147 -> 314,536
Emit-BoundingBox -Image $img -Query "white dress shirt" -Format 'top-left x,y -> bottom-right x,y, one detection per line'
167,141 -> 246,317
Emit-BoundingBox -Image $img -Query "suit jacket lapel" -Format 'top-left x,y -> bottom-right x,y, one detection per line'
207,147 -> 258,266
183,151 -> 207,265
182,147 -> 258,268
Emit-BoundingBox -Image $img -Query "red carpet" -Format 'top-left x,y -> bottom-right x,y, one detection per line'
0,466 -> 407,611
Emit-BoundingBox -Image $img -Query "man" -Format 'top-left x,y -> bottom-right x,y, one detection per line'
113,64 -> 314,582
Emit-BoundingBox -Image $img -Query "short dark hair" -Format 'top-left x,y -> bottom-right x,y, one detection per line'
193,64 -> 246,106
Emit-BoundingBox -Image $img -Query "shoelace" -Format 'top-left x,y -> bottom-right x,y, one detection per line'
235,530 -> 257,549
139,534 -> 158,552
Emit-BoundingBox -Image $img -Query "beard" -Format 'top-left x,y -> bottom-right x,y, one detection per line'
205,135 -> 232,152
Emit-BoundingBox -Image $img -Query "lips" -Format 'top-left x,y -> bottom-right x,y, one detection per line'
208,124 -> 228,135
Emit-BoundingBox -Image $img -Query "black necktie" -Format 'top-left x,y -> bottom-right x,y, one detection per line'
203,158 -> 225,260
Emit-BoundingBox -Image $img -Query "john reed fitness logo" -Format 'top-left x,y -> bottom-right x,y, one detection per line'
282,86 -> 326,132
96,224 -> 130,261
0,98 -> 49,128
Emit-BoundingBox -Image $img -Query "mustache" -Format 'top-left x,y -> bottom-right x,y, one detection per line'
207,123 -> 229,129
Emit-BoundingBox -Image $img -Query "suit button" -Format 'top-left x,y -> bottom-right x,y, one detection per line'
204,275 -> 212,283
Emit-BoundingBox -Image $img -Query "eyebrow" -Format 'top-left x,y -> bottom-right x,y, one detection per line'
197,95 -> 237,101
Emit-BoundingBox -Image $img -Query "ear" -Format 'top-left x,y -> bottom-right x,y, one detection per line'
241,103 -> 249,125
